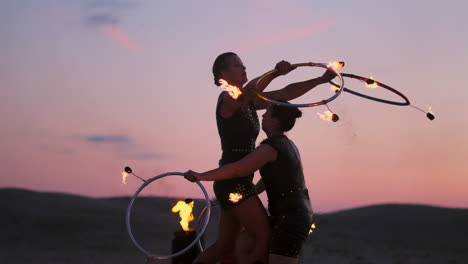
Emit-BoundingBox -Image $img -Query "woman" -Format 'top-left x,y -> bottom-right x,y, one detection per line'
186,103 -> 313,264
198,52 -> 332,264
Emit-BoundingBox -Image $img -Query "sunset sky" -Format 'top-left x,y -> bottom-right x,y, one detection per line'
2,0 -> 467,213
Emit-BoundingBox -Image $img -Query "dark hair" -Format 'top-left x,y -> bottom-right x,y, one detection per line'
271,102 -> 302,132
212,52 -> 237,86
184,198 -> 194,204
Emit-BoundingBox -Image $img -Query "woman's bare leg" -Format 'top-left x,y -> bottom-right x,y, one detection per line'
235,230 -> 254,264
234,196 -> 270,263
193,209 -> 240,264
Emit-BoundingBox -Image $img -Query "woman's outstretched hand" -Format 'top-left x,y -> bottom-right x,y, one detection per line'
184,170 -> 200,182
275,60 -> 296,76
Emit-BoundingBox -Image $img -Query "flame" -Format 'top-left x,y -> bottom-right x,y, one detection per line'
219,79 -> 242,99
327,61 -> 344,70
317,110 -> 334,121
427,105 -> 433,114
309,223 -> 316,234
365,75 -> 378,88
330,84 -> 340,92
229,193 -> 243,203
122,171 -> 129,184
171,200 -> 195,231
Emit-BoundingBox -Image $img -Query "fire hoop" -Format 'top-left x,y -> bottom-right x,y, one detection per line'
329,73 -> 410,106
255,62 -> 345,107
126,172 -> 211,259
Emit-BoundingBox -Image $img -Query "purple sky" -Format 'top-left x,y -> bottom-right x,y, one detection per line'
2,0 -> 467,213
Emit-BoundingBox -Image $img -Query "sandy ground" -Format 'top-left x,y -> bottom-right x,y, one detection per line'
1,188 -> 467,264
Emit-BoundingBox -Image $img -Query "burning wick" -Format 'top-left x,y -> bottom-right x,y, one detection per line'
317,110 -> 339,122
365,76 -> 378,88
219,79 -> 242,99
328,61 -> 345,70
121,166 -> 146,184
410,105 -> 435,121
171,199 -> 195,231
426,106 -> 435,120
229,193 -> 243,203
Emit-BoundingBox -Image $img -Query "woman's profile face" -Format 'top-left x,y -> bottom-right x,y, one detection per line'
221,55 -> 247,86
261,105 -> 278,132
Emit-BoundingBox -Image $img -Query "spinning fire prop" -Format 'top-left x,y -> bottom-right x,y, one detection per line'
123,166 -> 211,260
219,60 -> 434,122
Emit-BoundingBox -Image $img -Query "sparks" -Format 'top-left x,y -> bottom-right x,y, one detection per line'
219,79 -> 242,99
309,223 -> 316,234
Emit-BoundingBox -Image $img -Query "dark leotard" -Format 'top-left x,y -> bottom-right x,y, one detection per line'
214,92 -> 260,210
260,135 -> 314,258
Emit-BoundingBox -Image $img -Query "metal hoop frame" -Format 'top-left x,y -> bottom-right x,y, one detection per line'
255,62 -> 345,107
329,73 -> 410,106
126,172 -> 211,259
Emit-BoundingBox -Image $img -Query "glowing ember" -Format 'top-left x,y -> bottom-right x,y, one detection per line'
327,61 -> 344,70
171,199 -> 195,231
317,110 -> 334,121
365,75 -> 378,88
309,223 -> 316,234
122,171 -> 130,184
219,79 -> 242,99
229,193 -> 243,203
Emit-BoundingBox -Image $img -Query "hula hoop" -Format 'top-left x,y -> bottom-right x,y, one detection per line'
126,172 -> 211,259
329,73 -> 410,106
255,62 -> 345,107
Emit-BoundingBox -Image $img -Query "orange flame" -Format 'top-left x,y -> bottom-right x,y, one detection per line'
229,193 -> 243,203
122,171 -> 130,184
317,110 -> 334,121
327,61 -> 344,70
171,200 -> 195,231
219,79 -> 242,99
365,75 -> 378,88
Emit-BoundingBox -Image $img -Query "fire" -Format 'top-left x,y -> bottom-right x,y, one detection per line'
317,110 -> 334,121
171,199 -> 195,231
327,61 -> 344,70
219,79 -> 242,99
122,171 -> 130,184
229,193 -> 243,203
309,223 -> 316,234
365,75 -> 378,88
330,84 -> 340,92
427,105 -> 433,114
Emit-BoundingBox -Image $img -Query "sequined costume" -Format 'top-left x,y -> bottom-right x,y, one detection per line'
259,135 -> 314,258
214,92 -> 260,210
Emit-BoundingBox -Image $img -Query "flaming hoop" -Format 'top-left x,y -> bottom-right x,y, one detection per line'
329,73 -> 435,120
255,62 -> 345,107
329,73 -> 409,105
125,168 -> 211,260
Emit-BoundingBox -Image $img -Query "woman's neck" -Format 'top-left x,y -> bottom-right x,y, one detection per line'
266,130 -> 283,138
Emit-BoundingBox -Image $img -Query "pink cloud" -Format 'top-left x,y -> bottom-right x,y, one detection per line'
98,24 -> 140,52
239,19 -> 338,53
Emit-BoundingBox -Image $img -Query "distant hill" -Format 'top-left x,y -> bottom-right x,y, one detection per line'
1,188 -> 467,264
